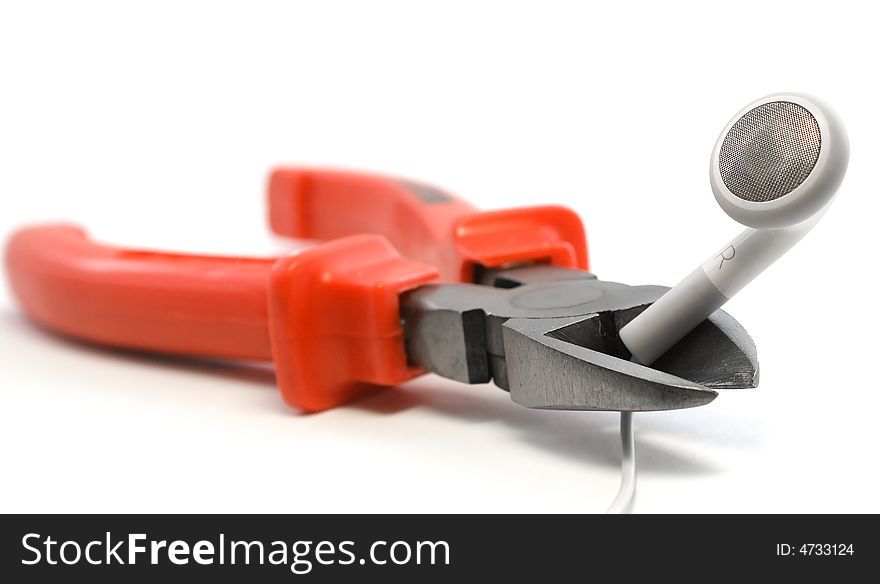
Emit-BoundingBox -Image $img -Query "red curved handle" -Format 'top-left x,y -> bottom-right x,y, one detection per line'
5,225 -> 277,361
268,168 -> 479,281
5,225 -> 438,412
268,168 -> 588,281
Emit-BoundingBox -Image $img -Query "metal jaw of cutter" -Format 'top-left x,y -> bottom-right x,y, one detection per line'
401,264 -> 759,412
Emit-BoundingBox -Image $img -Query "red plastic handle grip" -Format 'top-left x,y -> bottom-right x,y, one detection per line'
5,168 -> 590,411
268,168 -> 589,281
6,225 -> 277,361
269,168 -> 478,281
5,225 -> 437,411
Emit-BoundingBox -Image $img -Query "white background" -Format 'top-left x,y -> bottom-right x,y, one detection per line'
1,0 -> 878,513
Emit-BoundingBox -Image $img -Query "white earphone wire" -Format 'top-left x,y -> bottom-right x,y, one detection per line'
606,411 -> 636,514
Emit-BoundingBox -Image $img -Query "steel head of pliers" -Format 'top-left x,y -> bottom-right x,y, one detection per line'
401,264 -> 758,412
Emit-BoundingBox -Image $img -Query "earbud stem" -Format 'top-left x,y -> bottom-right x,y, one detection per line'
619,212 -> 822,365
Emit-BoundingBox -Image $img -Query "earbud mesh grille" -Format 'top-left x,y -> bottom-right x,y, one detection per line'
718,101 -> 821,202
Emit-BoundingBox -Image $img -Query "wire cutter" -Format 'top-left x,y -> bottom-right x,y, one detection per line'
5,168 -> 758,412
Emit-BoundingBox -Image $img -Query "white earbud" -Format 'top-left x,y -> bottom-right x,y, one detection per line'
619,93 -> 849,365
